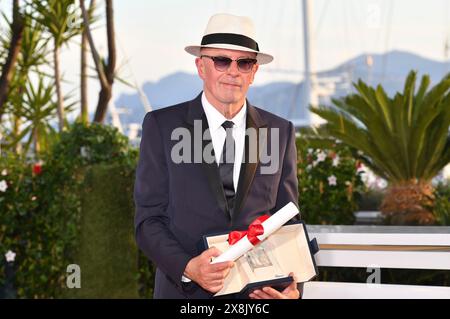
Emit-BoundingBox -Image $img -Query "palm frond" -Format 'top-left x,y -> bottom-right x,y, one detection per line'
310,71 -> 450,184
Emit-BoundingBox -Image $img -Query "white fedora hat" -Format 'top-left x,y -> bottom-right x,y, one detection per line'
185,13 -> 274,65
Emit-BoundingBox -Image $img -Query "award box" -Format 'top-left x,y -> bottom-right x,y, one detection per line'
203,202 -> 319,297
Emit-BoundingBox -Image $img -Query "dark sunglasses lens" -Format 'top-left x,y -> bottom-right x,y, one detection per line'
213,57 -> 232,70
237,59 -> 256,72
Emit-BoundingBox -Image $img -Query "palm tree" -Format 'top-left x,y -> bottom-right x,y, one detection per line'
80,0 -> 97,124
309,71 -> 450,225
80,14 -> 89,124
3,13 -> 49,154
0,0 -> 24,122
31,0 -> 82,131
80,0 -> 116,123
17,75 -> 60,155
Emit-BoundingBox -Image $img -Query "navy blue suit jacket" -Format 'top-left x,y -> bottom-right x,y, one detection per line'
134,93 -> 299,298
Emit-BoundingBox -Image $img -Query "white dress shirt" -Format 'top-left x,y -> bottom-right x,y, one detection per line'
201,92 -> 247,191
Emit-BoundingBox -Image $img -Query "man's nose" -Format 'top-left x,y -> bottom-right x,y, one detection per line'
226,60 -> 240,75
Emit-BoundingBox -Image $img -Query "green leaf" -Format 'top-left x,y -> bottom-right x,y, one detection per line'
311,71 -> 450,184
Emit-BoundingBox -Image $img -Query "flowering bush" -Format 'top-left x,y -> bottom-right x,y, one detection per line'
296,137 -> 365,225
0,123 -> 141,298
434,182 -> 450,225
0,154 -> 54,297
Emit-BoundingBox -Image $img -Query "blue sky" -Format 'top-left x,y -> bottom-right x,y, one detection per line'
107,0 -> 449,82
88,0 -> 450,111
2,0 -> 450,114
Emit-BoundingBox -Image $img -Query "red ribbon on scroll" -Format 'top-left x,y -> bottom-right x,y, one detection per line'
227,215 -> 270,246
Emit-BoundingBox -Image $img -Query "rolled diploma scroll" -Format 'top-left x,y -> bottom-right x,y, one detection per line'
211,202 -> 299,263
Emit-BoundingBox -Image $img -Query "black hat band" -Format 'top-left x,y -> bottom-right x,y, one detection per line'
201,33 -> 259,52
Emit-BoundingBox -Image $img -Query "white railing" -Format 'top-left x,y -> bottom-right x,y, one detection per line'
302,225 -> 450,299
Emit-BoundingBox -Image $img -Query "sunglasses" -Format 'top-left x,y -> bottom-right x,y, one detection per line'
201,55 -> 258,73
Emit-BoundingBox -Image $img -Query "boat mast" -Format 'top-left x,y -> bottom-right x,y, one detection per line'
302,0 -> 321,126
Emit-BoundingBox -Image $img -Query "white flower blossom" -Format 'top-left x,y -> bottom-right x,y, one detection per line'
1,169 -> 7,176
0,180 -> 7,192
332,155 -> 340,167
317,151 -> 327,162
80,146 -> 90,159
328,175 -> 337,186
306,165 -> 312,171
307,148 -> 314,154
5,250 -> 16,262
357,163 -> 366,173
377,179 -> 388,189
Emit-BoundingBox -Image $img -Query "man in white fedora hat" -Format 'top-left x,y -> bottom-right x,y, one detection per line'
135,13 -> 301,299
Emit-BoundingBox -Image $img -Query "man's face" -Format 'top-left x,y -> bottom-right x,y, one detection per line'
195,48 -> 259,108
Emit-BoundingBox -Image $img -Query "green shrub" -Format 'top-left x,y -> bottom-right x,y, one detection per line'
63,164 -> 139,298
0,154 -> 43,297
0,123 -> 148,298
434,182 -> 450,225
296,137 -> 365,225
357,188 -> 384,211
49,122 -> 138,168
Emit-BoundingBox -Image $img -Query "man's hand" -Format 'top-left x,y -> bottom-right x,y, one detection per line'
249,272 -> 300,299
184,247 -> 234,293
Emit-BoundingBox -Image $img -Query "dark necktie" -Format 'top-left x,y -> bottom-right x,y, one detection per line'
219,121 -> 235,215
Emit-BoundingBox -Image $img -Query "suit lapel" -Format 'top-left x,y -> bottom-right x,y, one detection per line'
199,115 -> 230,217
184,94 -> 267,220
233,102 -> 267,220
185,93 -> 229,218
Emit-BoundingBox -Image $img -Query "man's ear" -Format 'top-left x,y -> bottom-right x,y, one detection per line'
195,57 -> 206,79
250,64 -> 259,84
